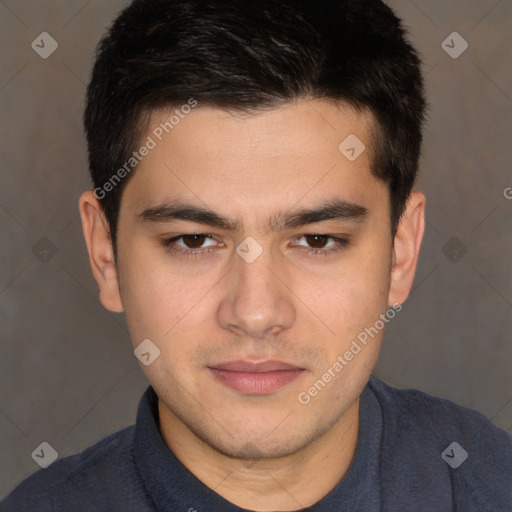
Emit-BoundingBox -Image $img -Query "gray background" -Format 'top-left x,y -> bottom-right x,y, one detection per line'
1,0 -> 511,498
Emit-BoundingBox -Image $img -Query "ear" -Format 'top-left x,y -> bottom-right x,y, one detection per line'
388,191 -> 426,306
79,190 -> 124,313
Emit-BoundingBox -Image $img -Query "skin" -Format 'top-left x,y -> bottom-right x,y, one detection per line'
80,99 -> 425,511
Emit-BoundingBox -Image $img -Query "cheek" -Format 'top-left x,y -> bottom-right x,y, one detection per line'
117,242 -> 220,343
306,244 -> 391,341
295,252 -> 390,413
118,245 -> 249,384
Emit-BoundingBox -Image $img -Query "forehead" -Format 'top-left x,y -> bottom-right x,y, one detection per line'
121,99 -> 386,220
145,99 -> 375,164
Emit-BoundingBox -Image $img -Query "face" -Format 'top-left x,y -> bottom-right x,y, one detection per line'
82,99 -> 423,460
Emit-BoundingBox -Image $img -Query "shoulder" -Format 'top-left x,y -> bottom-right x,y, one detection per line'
1,426 -> 144,512
368,375 -> 511,446
368,376 -> 512,511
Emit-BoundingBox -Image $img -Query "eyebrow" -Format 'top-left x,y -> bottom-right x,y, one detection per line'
137,198 -> 368,232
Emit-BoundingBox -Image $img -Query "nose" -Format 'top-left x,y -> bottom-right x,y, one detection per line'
216,247 -> 296,339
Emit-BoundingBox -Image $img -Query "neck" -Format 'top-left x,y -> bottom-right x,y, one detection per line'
158,398 -> 360,511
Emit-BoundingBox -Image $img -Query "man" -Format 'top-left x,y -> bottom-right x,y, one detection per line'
3,0 -> 511,510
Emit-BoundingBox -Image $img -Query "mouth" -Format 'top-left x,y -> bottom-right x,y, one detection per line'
207,360 -> 306,395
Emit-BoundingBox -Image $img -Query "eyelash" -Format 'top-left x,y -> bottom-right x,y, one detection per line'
160,233 -> 350,257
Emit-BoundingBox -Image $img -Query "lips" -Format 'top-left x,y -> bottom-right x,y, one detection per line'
211,360 -> 303,372
207,360 -> 305,394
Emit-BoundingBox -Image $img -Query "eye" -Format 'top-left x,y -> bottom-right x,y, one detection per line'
161,233 -> 219,254
161,233 -> 349,257
293,234 -> 349,255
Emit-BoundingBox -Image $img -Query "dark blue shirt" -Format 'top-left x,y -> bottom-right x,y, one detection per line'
2,376 -> 511,511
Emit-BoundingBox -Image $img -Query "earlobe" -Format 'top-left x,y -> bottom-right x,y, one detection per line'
388,192 -> 426,306
79,190 -> 124,313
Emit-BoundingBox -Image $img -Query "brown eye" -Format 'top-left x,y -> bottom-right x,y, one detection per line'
161,233 -> 219,255
181,234 -> 207,248
304,234 -> 330,249
293,234 -> 350,256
